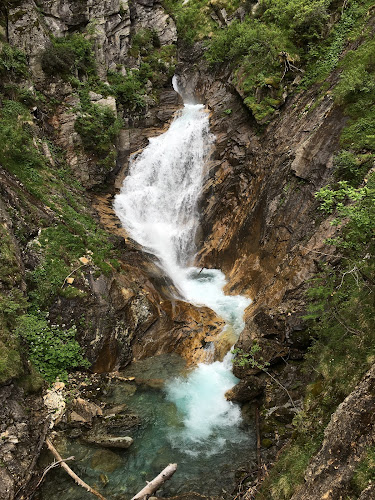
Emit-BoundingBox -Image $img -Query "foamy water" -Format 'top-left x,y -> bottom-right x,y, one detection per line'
114,76 -> 250,452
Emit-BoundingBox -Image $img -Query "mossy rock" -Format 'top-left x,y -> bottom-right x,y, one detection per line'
261,438 -> 274,449
18,365 -> 45,394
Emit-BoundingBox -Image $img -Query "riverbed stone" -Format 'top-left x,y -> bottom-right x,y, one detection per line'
85,435 -> 134,449
91,449 -> 123,472
68,397 -> 103,425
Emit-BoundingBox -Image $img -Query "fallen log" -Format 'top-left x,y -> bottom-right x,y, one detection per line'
46,439 -> 107,500
131,463 -> 178,500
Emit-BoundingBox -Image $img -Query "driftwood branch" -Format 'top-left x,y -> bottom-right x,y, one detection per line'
280,51 -> 303,81
131,463 -> 178,500
46,439 -> 107,500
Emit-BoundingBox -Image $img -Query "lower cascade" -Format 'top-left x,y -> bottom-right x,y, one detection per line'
114,77 -> 252,470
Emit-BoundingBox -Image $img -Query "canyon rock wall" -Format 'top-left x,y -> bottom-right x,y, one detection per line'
177,58 -> 345,367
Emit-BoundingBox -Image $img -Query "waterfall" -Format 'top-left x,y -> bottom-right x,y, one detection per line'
114,77 -> 251,452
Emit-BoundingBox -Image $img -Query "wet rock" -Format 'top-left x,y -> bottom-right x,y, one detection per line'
103,403 -> 128,417
225,377 -> 265,403
68,397 -> 103,425
101,412 -> 141,434
85,435 -> 133,449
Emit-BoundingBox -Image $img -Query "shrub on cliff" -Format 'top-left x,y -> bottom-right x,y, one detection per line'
74,101 -> 122,169
0,42 -> 27,78
107,70 -> 147,110
257,0 -> 331,44
16,314 -> 90,383
41,34 -> 95,79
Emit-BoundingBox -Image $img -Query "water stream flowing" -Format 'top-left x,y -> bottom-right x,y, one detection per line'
114,77 -> 251,454
39,79 -> 255,500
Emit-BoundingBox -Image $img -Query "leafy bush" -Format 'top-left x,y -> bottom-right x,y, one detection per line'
258,0 -> 331,44
107,70 -> 147,109
41,34 -> 96,78
333,150 -> 372,185
0,42 -> 28,78
74,101 -> 122,168
16,314 -> 90,383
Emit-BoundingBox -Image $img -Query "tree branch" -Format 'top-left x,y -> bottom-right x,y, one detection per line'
131,464 -> 178,500
46,439 -> 107,500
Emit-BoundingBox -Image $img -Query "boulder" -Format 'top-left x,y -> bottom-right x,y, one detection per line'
225,376 -> 265,403
68,397 -> 103,425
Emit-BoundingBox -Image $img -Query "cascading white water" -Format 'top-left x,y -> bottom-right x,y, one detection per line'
114,97 -> 212,280
114,77 -> 251,452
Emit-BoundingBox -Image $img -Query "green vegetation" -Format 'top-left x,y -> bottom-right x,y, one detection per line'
334,37 -> 375,152
108,28 -> 176,109
300,0 -> 373,87
164,0 -> 240,45
0,42 -> 27,78
0,100 -> 46,200
16,314 -> 89,383
74,99 -> 122,170
41,33 -> 96,78
203,0 -> 375,123
350,446 -> 375,496
257,0 -> 331,44
0,226 -> 25,383
257,18 -> 375,494
107,69 -> 148,110
207,17 -> 295,121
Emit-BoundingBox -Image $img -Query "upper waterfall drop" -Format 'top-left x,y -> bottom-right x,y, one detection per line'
114,93 -> 213,285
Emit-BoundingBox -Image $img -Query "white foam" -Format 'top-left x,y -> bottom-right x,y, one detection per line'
114,77 -> 251,450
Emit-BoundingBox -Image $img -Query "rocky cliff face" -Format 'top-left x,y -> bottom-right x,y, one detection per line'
8,0 -> 176,78
292,364 -> 375,499
176,58 -> 343,370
